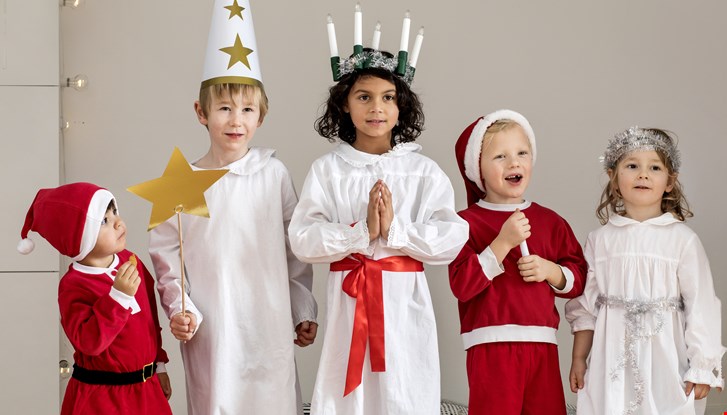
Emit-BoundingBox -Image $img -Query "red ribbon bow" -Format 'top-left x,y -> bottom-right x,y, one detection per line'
330,254 -> 424,396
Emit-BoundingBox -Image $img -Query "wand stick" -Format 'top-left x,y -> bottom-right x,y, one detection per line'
175,205 -> 186,316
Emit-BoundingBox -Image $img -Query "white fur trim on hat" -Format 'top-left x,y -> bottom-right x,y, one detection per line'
17,237 -> 35,254
463,109 -> 536,192
72,189 -> 115,262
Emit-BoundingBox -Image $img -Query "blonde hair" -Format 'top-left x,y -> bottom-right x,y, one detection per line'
198,83 -> 269,120
596,129 -> 692,224
481,120 -> 528,152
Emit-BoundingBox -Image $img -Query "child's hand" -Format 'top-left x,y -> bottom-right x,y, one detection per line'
113,260 -> 141,297
367,180 -> 383,241
170,312 -> 198,342
157,372 -> 172,400
294,321 -> 318,347
518,255 -> 565,289
495,209 -> 530,251
685,382 -> 711,400
378,181 -> 394,240
569,357 -> 587,392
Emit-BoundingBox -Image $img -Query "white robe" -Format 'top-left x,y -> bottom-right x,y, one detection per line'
566,213 -> 725,415
289,142 -> 469,415
149,147 -> 317,415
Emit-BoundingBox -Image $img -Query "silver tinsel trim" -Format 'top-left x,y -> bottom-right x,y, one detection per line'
338,50 -> 414,85
596,295 -> 684,415
602,126 -> 681,172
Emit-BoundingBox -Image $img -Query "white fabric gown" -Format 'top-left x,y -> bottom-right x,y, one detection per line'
289,142 -> 469,415
149,148 -> 317,415
566,213 -> 724,415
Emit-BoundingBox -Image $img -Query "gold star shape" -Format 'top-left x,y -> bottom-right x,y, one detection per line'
127,147 -> 228,231
220,34 -> 254,70
224,0 -> 245,20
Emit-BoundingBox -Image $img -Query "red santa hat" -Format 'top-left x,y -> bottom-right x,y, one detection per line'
454,109 -> 536,206
17,182 -> 116,262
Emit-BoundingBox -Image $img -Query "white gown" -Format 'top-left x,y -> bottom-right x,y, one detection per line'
289,142 -> 469,415
149,148 -> 317,415
566,213 -> 724,415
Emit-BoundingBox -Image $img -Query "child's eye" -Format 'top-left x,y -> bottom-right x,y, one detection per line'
650,165 -> 662,171
494,154 -> 505,160
243,107 -> 255,113
518,150 -> 529,156
625,163 -> 637,169
357,95 -> 369,101
220,106 -> 232,111
383,95 -> 395,102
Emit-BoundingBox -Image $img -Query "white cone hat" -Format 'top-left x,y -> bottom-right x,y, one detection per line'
201,0 -> 263,90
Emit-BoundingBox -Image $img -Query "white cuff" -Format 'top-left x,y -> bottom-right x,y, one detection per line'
109,288 -> 141,315
155,362 -> 167,374
478,246 -> 504,280
550,265 -> 575,294
386,216 -> 409,249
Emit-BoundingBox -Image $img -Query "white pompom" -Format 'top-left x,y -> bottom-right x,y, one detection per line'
17,238 -> 35,254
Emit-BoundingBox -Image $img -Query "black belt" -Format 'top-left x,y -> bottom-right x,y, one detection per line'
72,363 -> 156,385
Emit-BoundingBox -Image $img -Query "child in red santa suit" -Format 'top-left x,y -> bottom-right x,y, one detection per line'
18,182 -> 172,415
449,110 -> 587,415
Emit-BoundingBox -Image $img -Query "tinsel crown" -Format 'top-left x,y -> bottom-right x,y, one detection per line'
602,126 -> 681,172
338,50 -> 415,84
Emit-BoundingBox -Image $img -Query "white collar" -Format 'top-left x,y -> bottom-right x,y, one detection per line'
609,212 -> 681,227
332,142 -> 421,167
72,254 -> 120,280
476,199 -> 532,212
191,147 -> 275,176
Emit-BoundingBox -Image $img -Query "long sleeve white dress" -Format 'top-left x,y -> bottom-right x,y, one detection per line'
149,148 -> 317,415
289,142 -> 469,415
566,213 -> 724,415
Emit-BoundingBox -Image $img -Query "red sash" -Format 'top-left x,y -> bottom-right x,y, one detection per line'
330,254 -> 424,396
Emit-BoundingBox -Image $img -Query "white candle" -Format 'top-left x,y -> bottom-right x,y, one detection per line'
399,11 -> 411,52
371,21 -> 381,50
327,14 -> 338,57
354,3 -> 362,47
409,27 -> 424,68
520,241 -> 530,256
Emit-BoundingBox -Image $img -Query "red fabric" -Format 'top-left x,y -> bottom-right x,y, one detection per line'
20,182 -> 105,257
454,118 -> 486,206
449,203 -> 586,338
466,342 -> 566,415
330,254 -> 424,396
59,250 -> 170,414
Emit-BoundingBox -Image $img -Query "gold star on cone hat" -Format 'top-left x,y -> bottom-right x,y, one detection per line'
127,148 -> 227,231
201,0 -> 263,90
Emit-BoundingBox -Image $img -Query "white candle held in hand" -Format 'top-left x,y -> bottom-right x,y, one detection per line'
372,21 -> 381,50
520,241 -> 530,257
409,27 -> 424,68
399,11 -> 411,52
327,14 -> 338,57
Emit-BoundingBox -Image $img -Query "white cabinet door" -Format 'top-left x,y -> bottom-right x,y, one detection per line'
0,0 -> 59,86
0,86 -> 60,272
0,272 -> 59,414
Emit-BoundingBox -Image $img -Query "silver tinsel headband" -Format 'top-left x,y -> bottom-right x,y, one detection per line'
338,50 -> 415,85
602,126 -> 681,172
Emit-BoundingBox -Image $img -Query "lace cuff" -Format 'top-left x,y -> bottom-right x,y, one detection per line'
351,221 -> 375,256
683,353 -> 725,388
386,216 -> 409,249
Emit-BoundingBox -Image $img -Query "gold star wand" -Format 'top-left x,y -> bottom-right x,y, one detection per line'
128,147 -> 227,318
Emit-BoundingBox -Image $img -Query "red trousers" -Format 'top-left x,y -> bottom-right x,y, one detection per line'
466,342 -> 566,415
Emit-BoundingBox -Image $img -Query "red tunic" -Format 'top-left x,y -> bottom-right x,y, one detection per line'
59,249 -> 171,415
449,201 -> 587,345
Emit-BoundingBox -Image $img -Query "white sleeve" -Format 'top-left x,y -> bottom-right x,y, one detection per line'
149,219 -> 204,325
565,234 -> 598,333
678,234 -> 725,388
281,170 -> 318,326
289,163 -> 374,263
385,167 -> 469,265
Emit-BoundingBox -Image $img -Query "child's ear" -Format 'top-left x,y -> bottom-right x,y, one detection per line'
194,101 -> 208,126
257,115 -> 264,127
666,173 -> 677,193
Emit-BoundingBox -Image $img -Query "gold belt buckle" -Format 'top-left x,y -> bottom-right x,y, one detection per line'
142,363 -> 154,382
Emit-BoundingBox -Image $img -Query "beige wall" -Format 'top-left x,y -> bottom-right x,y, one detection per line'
60,1 -> 727,413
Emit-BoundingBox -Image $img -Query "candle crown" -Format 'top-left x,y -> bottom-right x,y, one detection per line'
326,10 -> 422,85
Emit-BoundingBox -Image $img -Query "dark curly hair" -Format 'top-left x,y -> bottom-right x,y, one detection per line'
314,50 -> 424,146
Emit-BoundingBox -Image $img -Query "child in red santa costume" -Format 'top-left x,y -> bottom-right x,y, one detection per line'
18,182 -> 172,414
449,110 -> 587,415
